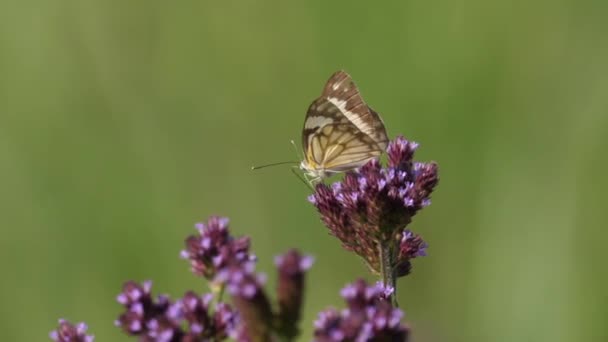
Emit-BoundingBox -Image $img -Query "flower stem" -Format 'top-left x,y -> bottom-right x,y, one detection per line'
217,283 -> 225,302
211,282 -> 226,303
378,241 -> 398,307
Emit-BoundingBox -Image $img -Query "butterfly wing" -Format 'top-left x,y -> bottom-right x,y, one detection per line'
321,71 -> 388,149
321,124 -> 384,172
302,98 -> 385,174
301,71 -> 388,175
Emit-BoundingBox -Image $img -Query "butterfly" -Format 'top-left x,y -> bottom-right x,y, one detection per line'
300,70 -> 389,184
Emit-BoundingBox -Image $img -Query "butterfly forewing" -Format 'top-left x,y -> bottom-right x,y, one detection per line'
321,71 -> 388,148
301,71 -> 388,179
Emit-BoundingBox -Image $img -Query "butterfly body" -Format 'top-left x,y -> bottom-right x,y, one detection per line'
300,71 -> 388,184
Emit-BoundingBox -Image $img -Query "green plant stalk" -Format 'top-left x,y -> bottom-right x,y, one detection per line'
378,241 -> 398,307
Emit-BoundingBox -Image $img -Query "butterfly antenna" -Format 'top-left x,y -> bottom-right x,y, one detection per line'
290,139 -> 303,161
251,161 -> 299,170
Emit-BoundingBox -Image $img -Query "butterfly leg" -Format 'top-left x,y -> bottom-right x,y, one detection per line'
291,167 -> 315,191
308,176 -> 322,188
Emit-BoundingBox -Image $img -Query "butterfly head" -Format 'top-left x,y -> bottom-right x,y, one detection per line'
299,159 -> 331,184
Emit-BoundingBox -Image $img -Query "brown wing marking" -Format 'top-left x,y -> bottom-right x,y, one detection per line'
320,123 -> 383,168
301,71 -> 389,174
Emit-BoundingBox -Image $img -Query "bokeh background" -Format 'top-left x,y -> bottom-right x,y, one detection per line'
1,0 -> 607,341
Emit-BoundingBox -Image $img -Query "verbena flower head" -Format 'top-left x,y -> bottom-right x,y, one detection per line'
211,248 -> 314,342
275,249 -> 315,339
395,229 -> 428,277
313,279 -> 409,341
181,216 -> 255,280
308,136 -> 438,274
115,280 -> 237,341
115,280 -> 170,337
217,263 -> 273,341
49,319 -> 94,342
167,291 -> 238,341
340,279 -> 394,310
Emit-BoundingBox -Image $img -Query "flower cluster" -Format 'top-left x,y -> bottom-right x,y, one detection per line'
308,136 -> 438,275
215,249 -> 314,341
314,279 -> 410,341
181,216 -> 255,280
172,292 -> 236,340
49,319 -> 94,342
50,135 -> 437,342
218,263 -> 273,341
111,217 -> 316,342
114,280 -> 237,341
275,250 -> 315,339
395,229 -> 428,277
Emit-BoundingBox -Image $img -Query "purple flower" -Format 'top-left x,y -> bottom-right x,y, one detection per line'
181,216 -> 255,279
214,249 -> 315,342
313,279 -> 410,341
168,291 -> 238,341
213,303 -> 239,340
115,280 -> 237,341
395,230 -> 428,277
115,281 -> 172,337
49,319 -> 94,342
340,279 -> 394,310
308,136 -> 438,275
217,264 -> 273,342
275,249 -> 314,339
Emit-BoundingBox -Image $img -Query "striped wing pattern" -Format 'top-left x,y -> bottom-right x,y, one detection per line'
301,71 -> 388,178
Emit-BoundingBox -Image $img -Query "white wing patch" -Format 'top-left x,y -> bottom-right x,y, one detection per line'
327,97 -> 373,135
304,116 -> 335,129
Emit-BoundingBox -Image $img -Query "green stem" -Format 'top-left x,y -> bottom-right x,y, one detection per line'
378,241 -> 398,307
211,282 -> 226,304
207,282 -> 226,342
216,283 -> 226,302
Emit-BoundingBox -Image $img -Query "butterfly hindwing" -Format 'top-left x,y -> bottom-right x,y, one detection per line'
303,98 -> 384,173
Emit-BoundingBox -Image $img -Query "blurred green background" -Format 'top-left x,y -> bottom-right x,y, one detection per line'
1,0 -> 607,341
